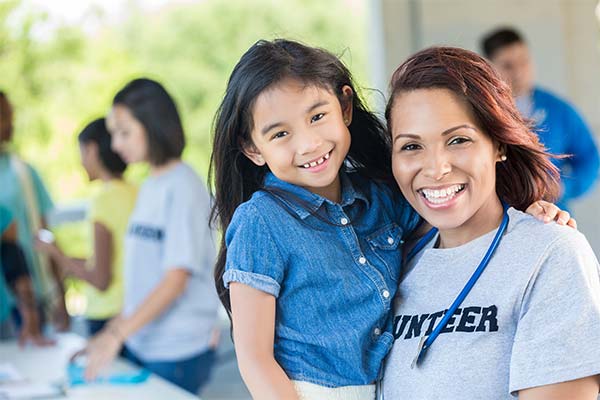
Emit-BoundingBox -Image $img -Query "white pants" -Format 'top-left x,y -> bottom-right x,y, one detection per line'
292,380 -> 376,400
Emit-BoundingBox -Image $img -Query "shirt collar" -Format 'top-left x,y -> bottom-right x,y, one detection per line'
262,171 -> 369,219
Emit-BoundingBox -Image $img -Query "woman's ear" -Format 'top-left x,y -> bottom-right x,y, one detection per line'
496,144 -> 508,163
242,142 -> 266,166
341,85 -> 354,126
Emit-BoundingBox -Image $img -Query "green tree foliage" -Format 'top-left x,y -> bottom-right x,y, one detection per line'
1,0 -> 368,202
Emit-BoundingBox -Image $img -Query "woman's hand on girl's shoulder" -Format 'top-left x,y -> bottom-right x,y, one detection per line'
525,200 -> 577,229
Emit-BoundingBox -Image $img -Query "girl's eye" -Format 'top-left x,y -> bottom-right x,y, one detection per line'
310,113 -> 325,123
400,143 -> 422,151
448,136 -> 471,145
271,131 -> 288,140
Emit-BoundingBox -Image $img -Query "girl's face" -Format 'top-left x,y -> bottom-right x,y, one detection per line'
390,88 -> 504,238
107,104 -> 148,164
244,78 -> 352,202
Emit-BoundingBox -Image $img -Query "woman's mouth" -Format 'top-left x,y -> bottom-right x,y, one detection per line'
418,184 -> 466,205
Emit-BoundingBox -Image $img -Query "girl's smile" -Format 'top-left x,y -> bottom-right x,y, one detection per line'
243,78 -> 352,202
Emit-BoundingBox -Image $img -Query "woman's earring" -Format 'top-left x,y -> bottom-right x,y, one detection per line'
500,155 -> 507,162
344,119 -> 349,125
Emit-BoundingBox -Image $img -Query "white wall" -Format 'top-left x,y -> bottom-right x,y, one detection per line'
371,0 -> 600,253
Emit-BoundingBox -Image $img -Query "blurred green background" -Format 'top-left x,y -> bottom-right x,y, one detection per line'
0,0 -> 370,314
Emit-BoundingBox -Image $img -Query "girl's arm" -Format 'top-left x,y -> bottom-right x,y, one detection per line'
519,375 -> 600,399
81,268 -> 189,380
230,282 -> 299,400
36,222 -> 113,291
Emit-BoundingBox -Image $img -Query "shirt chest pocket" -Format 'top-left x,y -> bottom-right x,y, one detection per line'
366,223 -> 404,282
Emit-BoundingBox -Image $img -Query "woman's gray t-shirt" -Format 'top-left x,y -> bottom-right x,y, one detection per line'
382,208 -> 600,399
123,162 -> 219,362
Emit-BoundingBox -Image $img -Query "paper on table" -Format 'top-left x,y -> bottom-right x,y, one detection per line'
0,382 -> 65,399
0,363 -> 24,384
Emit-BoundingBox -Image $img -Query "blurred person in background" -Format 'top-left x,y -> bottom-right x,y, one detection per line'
0,204 -> 54,346
481,27 -> 600,212
35,118 -> 137,336
74,78 -> 220,395
0,91 -> 69,332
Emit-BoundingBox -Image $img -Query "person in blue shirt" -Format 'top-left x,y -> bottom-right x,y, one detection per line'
481,27 -> 600,212
209,39 -> 570,400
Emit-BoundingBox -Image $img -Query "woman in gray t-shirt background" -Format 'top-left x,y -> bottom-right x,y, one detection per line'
74,78 -> 219,395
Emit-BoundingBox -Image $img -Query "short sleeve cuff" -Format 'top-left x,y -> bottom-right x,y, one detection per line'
223,269 -> 281,298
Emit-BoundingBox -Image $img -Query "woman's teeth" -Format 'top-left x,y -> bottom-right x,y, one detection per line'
420,184 -> 465,204
302,152 -> 330,168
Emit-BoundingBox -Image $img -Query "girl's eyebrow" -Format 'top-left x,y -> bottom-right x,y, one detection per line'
393,124 -> 477,144
260,100 -> 330,135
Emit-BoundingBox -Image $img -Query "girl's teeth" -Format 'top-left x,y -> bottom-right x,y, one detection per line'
302,152 -> 330,168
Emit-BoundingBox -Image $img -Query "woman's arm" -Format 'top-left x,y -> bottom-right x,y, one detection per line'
37,222 -> 113,291
230,282 -> 299,400
519,375 -> 600,400
82,268 -> 190,380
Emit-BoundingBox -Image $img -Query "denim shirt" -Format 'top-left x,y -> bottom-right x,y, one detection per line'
223,171 -> 420,387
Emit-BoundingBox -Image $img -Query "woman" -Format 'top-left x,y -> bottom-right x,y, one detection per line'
77,79 -> 220,395
381,47 -> 600,399
35,118 -> 137,335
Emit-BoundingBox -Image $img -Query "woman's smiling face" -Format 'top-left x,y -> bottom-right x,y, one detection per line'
390,88 -> 504,242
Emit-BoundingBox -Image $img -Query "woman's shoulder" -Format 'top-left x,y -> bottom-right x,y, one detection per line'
149,162 -> 209,199
507,207 -> 593,259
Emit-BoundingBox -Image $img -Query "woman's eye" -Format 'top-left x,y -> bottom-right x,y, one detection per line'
310,113 -> 325,123
400,143 -> 421,151
449,136 -> 471,145
271,131 -> 288,140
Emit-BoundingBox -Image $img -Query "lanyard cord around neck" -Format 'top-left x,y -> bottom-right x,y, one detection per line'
408,204 -> 510,368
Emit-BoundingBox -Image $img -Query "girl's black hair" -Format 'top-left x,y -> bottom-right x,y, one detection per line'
113,78 -> 185,166
209,39 -> 393,318
78,118 -> 127,175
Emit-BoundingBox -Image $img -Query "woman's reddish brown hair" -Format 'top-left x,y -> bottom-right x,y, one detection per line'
385,46 -> 560,211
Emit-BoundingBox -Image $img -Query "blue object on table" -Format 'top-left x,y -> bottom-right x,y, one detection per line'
67,362 -> 151,386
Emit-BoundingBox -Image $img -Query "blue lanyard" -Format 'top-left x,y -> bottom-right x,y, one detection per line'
408,204 -> 510,368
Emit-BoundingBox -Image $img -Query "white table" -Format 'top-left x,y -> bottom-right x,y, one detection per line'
0,333 -> 199,399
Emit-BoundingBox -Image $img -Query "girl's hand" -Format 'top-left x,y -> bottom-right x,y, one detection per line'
19,306 -> 55,347
19,323 -> 55,347
73,325 -> 124,381
525,200 -> 577,229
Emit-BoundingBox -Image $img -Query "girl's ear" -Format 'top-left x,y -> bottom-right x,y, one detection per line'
242,142 -> 266,166
341,85 -> 354,126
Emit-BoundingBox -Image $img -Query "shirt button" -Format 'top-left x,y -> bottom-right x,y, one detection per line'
387,237 -> 394,244
358,257 -> 366,264
374,327 -> 381,336
382,290 -> 390,299
340,217 -> 349,225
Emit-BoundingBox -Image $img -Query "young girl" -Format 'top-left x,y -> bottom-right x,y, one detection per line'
382,46 -> 600,399
76,79 -> 219,394
210,39 -> 570,400
35,118 -> 137,336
